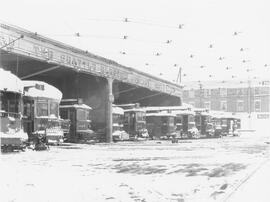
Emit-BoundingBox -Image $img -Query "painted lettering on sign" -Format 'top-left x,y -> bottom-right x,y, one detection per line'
0,26 -> 181,97
154,82 -> 163,91
0,35 -> 16,51
166,85 -> 176,94
33,45 -> 53,60
140,78 -> 150,88
31,45 -> 180,96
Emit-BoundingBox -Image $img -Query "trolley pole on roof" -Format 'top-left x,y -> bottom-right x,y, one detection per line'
199,83 -> 203,108
176,67 -> 182,84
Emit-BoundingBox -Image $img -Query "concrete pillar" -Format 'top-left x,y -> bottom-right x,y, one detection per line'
106,77 -> 114,143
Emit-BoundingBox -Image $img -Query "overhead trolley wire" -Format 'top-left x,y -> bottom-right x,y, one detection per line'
85,17 -> 185,30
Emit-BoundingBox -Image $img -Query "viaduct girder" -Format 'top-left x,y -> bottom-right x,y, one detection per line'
0,23 -> 182,98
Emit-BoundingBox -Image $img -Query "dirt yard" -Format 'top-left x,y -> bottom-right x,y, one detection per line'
1,133 -> 269,202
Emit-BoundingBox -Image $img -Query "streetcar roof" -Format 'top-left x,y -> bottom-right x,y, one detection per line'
210,111 -> 237,119
143,104 -> 192,112
146,111 -> 176,117
193,108 -> 209,113
22,80 -> 62,101
200,112 -> 210,116
172,110 -> 195,116
59,104 -> 92,110
113,123 -> 123,127
0,68 -> 23,93
113,106 -> 124,115
124,108 -> 146,113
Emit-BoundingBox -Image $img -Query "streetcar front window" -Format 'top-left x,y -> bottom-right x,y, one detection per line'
215,119 -> 221,125
168,117 -> 175,126
77,109 -> 90,121
50,101 -> 59,117
37,100 -> 48,117
113,114 -> 123,125
136,112 -> 146,121
124,113 -> 129,124
221,119 -> 227,125
188,115 -> 195,122
195,116 -> 201,126
161,117 -> 168,125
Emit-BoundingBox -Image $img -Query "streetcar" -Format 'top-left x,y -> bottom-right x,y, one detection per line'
173,110 -> 199,139
210,112 -> 240,136
123,108 -> 149,140
112,106 -> 129,141
59,99 -> 96,143
22,80 -> 64,147
194,108 -> 212,138
222,115 -> 240,136
235,118 -> 241,131
146,111 -> 176,140
0,68 -> 28,152
143,104 -> 197,140
209,112 -> 224,137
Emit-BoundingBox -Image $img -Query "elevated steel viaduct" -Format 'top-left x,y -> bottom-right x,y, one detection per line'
0,23 -> 183,142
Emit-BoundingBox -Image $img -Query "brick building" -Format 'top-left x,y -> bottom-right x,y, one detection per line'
182,80 -> 270,130
182,80 -> 269,113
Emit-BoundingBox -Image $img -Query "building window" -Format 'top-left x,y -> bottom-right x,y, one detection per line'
204,101 -> 211,109
220,88 -> 227,97
262,80 -> 270,86
254,99 -> 261,112
183,90 -> 189,98
220,101 -> 227,111
254,87 -> 260,95
204,89 -> 211,98
237,88 -> 244,96
189,90 -> 195,98
237,100 -> 244,112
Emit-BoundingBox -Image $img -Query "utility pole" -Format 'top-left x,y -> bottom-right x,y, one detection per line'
268,80 -> 270,118
199,83 -> 203,108
247,78 -> 252,129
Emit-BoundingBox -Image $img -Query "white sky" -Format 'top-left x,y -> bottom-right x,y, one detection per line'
0,0 -> 270,84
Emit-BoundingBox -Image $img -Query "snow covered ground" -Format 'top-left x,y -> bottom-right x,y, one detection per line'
1,133 -> 269,202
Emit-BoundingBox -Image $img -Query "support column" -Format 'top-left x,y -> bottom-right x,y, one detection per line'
106,77 -> 114,143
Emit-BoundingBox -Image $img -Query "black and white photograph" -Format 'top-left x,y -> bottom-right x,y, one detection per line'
0,0 -> 270,201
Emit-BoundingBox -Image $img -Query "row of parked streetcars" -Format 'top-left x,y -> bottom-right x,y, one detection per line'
0,68 -> 241,152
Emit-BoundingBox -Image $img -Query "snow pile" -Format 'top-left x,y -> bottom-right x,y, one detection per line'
1,134 -> 269,202
0,68 -> 23,93
23,80 -> 62,101
0,129 -> 28,141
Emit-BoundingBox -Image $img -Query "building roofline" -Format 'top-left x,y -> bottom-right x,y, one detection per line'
0,23 -> 182,89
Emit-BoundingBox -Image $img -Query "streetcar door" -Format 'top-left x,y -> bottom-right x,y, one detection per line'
182,115 -> 188,133
23,98 -> 34,137
69,108 -> 77,141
